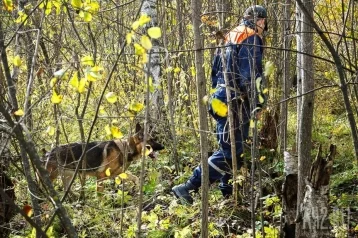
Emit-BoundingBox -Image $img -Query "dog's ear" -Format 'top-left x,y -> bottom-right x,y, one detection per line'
135,123 -> 142,134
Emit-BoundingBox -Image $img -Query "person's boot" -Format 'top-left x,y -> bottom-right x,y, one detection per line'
172,181 -> 198,204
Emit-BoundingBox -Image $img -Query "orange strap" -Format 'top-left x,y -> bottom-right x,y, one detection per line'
225,25 -> 257,44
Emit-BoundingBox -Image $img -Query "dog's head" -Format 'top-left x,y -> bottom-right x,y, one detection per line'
134,123 -> 165,159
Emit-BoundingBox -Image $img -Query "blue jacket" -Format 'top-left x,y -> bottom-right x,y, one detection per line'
211,22 -> 264,106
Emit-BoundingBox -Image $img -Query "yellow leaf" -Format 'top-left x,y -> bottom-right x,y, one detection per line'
250,119 -> 255,128
264,61 -> 275,77
105,125 -> 111,136
13,55 -> 22,66
51,90 -> 63,104
105,168 -> 111,176
82,12 -> 92,22
174,67 -> 181,73
119,173 -> 128,179
78,78 -> 86,93
138,14 -> 151,26
134,43 -> 145,56
111,126 -> 123,139
69,73 -> 79,88
99,106 -> 106,115
91,65 -> 103,72
140,53 -> 148,64
126,32 -> 133,45
190,66 -> 196,77
262,88 -> 268,94
147,27 -> 161,39
50,78 -> 57,88
129,102 -> 144,112
89,2 -> 99,13
14,109 -> 24,116
71,0 -> 82,9
211,98 -> 227,117
255,77 -> 262,92
145,145 -> 153,156
46,126 -> 55,136
260,156 -> 266,161
132,21 -> 140,30
81,55 -> 94,67
140,35 -> 152,50
209,88 -> 217,95
115,176 -> 122,185
105,92 -> 117,103
3,0 -> 14,12
258,94 -> 265,104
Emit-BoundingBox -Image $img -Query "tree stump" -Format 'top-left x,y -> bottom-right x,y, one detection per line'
282,151 -> 298,237
297,144 -> 336,238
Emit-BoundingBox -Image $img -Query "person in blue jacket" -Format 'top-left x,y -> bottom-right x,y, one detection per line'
172,5 -> 268,204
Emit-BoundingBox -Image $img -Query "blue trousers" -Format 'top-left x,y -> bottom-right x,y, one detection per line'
189,99 -> 250,196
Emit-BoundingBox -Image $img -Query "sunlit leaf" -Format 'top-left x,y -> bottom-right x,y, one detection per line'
138,14 -> 151,26
140,35 -> 152,50
145,145 -> 153,156
44,1 -> 52,15
134,43 -> 145,56
147,27 -> 161,39
111,126 -> 123,139
69,73 -> 79,88
140,53 -> 148,64
13,55 -> 22,66
89,1 -> 99,13
190,66 -> 196,77
211,98 -> 227,117
119,173 -> 128,179
82,12 -> 92,22
260,156 -> 266,161
78,78 -> 86,93
51,90 -> 63,104
46,126 -> 55,136
105,92 -> 117,103
115,176 -> 122,185
129,102 -> 144,112
15,11 -> 28,25
71,0 -> 82,9
264,61 -> 275,77
81,55 -> 94,67
262,88 -> 268,94
14,109 -> 24,116
3,0 -> 14,12
105,125 -> 111,136
50,78 -> 57,88
105,168 -> 111,176
132,21 -> 140,30
174,67 -> 181,73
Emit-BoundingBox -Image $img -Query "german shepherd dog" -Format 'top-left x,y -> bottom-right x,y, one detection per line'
42,123 -> 164,192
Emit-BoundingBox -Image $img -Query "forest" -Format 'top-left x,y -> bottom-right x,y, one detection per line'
0,0 -> 358,237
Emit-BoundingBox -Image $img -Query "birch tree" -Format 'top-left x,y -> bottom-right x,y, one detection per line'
191,0 -> 209,236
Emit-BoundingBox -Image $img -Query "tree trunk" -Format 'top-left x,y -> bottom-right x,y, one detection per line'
297,145 -> 335,238
279,0 -> 292,152
296,0 -> 315,236
141,0 -> 164,121
191,0 -> 209,236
